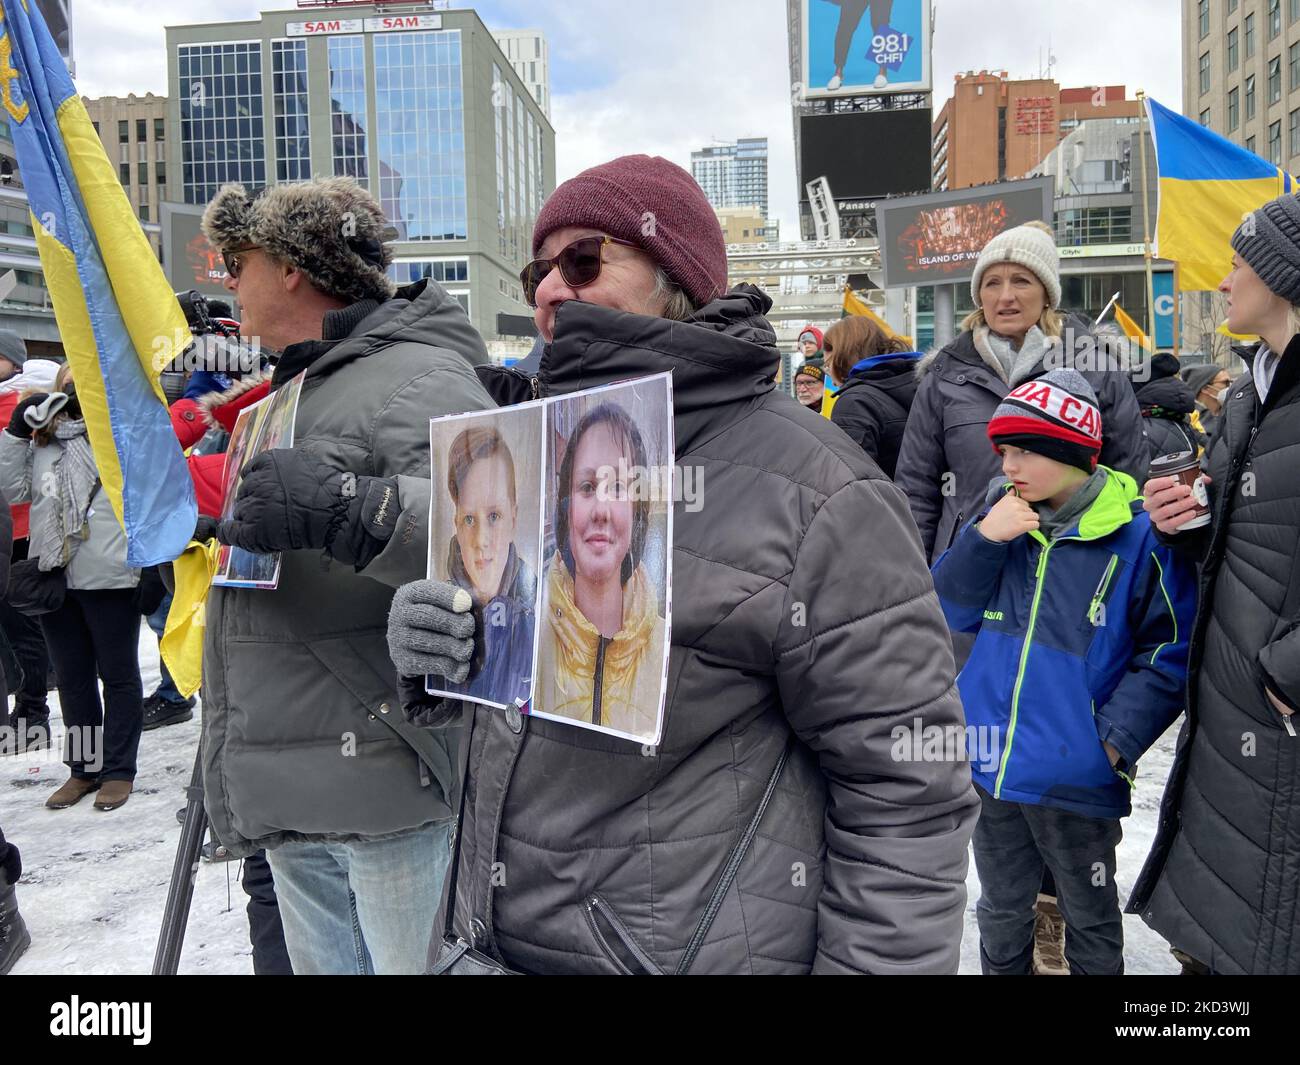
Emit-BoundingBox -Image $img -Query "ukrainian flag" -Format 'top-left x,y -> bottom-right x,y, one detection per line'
1,0 -> 195,565
1148,97 -> 1296,293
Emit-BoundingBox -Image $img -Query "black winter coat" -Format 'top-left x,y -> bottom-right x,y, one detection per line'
1128,340 -> 1300,973
895,328 -> 1153,562
434,287 -> 979,974
1134,375 -> 1205,459
828,353 -> 922,478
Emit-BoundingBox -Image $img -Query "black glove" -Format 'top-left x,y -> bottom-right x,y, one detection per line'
216,448 -> 399,567
6,394 -> 47,439
193,515 -> 219,543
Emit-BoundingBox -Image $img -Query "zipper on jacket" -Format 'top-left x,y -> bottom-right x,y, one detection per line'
1281,711 -> 1297,738
1087,555 -> 1120,627
995,541 -> 1054,797
583,894 -> 663,975
592,636 -> 609,727
529,376 -> 540,401
945,511 -> 965,553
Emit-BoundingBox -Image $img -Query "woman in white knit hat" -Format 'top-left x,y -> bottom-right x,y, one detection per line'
895,220 -> 1150,566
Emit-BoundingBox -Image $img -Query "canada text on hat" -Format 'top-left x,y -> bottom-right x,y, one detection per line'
991,378 -> 1102,448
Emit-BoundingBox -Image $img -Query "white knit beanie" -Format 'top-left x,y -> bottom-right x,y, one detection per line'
970,223 -> 1061,309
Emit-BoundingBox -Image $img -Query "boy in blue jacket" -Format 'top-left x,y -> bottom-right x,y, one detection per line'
932,368 -> 1196,975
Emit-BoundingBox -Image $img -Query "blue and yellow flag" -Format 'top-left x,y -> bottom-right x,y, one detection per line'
1148,97 -> 1296,293
1,0 -> 195,565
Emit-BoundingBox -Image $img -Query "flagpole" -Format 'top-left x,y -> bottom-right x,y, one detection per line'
1095,291 -> 1121,326
1137,90 -> 1157,348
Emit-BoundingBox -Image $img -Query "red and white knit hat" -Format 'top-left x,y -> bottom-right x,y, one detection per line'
986,367 -> 1103,473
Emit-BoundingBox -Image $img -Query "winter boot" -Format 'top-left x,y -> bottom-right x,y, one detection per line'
1032,893 -> 1069,976
45,776 -> 101,809
142,693 -> 196,732
4,708 -> 51,755
0,881 -> 31,975
93,780 -> 133,811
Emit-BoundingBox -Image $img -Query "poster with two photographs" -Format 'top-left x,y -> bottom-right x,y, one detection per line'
212,371 -> 307,590
426,374 -> 673,746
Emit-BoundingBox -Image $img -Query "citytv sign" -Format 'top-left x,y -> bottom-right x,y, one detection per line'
286,14 -> 443,36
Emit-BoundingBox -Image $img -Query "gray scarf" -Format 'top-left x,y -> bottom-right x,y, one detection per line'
1035,467 -> 1109,541
976,325 -> 1051,386
31,418 -> 100,572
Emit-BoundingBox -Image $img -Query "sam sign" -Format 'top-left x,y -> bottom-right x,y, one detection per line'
800,0 -> 931,99
286,15 -> 442,36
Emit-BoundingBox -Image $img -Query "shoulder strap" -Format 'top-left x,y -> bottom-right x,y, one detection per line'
676,736 -> 794,974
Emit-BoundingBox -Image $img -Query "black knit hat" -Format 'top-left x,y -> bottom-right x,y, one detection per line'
1231,193 -> 1300,303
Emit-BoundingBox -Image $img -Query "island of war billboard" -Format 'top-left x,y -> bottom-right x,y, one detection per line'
874,178 -> 1055,288
801,0 -> 931,98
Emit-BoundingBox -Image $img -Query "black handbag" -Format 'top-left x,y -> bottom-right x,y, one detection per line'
429,736 -> 792,976
7,559 -> 66,616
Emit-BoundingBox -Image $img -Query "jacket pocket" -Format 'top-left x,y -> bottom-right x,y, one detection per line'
582,893 -> 663,975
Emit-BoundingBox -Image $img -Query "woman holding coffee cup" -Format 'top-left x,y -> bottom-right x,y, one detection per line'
1129,193 -> 1300,975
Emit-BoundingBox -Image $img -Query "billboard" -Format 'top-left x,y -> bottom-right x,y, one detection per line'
801,0 -> 931,98
875,177 -> 1055,288
161,202 -> 231,303
799,109 -> 931,202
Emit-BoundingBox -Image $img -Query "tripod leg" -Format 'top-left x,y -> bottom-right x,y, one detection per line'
152,744 -> 209,975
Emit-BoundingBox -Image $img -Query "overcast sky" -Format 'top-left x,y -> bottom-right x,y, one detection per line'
74,0 -> 1183,236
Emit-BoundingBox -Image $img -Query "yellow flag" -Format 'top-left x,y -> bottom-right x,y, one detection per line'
160,540 -> 221,698
842,287 -> 914,346
1113,304 -> 1149,350
1216,318 -> 1258,340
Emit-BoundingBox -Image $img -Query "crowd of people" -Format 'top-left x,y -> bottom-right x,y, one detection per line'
1,157 -> 1297,977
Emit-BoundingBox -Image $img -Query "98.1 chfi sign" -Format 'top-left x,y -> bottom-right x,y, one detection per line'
799,0 -> 931,98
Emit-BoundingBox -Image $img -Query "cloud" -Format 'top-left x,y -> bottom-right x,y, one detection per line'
69,0 -> 1182,241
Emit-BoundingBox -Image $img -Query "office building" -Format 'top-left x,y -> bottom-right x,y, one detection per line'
164,4 -> 555,341
932,72 -> 1141,191
1184,0 -> 1300,171
491,29 -> 550,118
691,137 -> 769,216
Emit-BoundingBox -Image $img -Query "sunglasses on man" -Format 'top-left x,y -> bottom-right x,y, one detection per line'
222,245 -> 259,280
519,235 -> 641,308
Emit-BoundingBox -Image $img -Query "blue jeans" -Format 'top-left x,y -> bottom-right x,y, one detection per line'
265,820 -> 452,975
146,592 -> 182,704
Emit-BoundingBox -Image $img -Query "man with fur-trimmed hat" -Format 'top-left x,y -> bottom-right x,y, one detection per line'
197,176 -> 493,974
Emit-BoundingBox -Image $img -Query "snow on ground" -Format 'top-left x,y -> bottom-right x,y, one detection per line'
2,628 -> 1180,974
4,627 -> 252,975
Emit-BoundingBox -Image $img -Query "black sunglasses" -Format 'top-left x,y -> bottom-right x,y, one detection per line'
222,245 -> 259,279
519,235 -> 641,308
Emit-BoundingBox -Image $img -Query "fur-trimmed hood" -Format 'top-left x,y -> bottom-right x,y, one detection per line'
196,369 -> 274,432
201,178 -> 395,305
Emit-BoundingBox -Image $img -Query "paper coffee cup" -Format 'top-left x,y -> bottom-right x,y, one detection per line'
1149,451 -> 1211,530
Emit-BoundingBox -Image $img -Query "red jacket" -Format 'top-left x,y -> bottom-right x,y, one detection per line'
173,372 -> 272,517
0,391 -> 30,539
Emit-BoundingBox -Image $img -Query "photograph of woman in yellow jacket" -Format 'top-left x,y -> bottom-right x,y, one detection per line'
535,399 -> 669,743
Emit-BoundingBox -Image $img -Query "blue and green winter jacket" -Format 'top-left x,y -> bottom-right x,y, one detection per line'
931,468 -> 1197,818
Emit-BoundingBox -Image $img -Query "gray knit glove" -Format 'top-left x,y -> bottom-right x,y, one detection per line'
387,579 -> 476,683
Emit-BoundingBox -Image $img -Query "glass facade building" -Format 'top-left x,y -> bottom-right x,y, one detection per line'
373,30 -> 467,242
271,40 -> 311,182
328,35 -> 369,187
166,8 -> 554,344
691,137 -> 769,216
178,42 -> 265,204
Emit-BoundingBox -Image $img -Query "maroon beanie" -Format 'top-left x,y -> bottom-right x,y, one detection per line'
532,155 -> 729,309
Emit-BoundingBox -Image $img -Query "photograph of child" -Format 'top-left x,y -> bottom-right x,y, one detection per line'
426,404 -> 544,709
534,375 -> 673,745
214,372 -> 306,589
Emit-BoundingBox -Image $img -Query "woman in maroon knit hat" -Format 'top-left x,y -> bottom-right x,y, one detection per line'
387,155 -> 977,975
